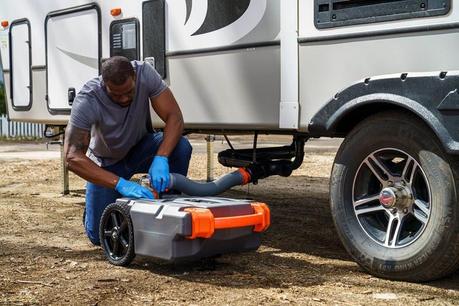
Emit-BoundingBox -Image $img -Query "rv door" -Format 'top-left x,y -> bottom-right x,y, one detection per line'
45,4 -> 101,114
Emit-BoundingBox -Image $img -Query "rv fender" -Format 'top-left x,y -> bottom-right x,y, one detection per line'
308,73 -> 459,155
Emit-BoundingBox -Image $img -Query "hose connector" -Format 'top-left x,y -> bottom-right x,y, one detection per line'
238,168 -> 252,185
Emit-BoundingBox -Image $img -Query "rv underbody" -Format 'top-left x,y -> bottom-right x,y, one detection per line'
1,0 -> 459,281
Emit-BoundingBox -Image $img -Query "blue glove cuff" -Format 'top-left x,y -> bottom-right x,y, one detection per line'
154,155 -> 169,162
115,177 -> 126,191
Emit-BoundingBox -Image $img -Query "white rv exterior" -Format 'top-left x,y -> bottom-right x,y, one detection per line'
2,0 -> 459,282
2,0 -> 458,130
0,0 -> 285,128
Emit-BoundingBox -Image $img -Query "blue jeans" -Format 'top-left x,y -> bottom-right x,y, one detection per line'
84,133 -> 192,245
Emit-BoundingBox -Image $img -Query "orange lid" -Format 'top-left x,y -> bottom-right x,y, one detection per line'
184,202 -> 270,239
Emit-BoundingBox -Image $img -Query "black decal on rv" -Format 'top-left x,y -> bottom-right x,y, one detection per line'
185,0 -> 192,25
192,0 -> 250,36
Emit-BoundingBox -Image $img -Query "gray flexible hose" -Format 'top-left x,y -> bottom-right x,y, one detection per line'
169,170 -> 247,196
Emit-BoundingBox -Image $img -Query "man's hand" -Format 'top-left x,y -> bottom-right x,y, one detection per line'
149,156 -> 170,192
115,178 -> 155,199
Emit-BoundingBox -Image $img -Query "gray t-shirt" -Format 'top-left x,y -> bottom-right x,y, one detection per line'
69,61 -> 167,167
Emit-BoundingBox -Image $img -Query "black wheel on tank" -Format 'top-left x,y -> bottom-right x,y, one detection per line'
330,111 -> 459,282
99,201 -> 135,266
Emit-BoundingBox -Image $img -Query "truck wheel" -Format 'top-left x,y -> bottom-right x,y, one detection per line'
100,201 -> 136,266
330,111 -> 459,281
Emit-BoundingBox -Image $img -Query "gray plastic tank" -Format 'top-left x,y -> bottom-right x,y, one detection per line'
126,197 -> 270,262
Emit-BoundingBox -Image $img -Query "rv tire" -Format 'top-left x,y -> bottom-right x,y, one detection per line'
330,111 -> 459,282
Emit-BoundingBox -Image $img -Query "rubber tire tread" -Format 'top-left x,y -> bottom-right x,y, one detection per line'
330,111 -> 459,282
99,201 -> 136,266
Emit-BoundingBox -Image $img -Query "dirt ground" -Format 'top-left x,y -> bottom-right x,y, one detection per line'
0,138 -> 458,305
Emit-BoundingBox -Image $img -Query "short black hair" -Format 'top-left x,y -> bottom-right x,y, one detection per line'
101,56 -> 135,85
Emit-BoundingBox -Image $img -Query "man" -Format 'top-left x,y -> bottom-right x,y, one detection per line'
64,56 -> 192,246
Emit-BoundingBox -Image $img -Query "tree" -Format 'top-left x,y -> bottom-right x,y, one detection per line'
0,82 -> 5,115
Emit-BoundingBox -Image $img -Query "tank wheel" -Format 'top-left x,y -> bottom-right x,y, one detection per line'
330,111 -> 459,281
99,201 -> 135,266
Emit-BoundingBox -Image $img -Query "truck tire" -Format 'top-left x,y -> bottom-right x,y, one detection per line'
330,111 -> 459,281
100,201 -> 136,266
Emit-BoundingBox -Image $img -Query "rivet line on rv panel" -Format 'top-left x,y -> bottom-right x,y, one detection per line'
166,41 -> 280,58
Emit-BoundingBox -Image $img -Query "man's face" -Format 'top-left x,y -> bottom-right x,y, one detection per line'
105,76 -> 136,107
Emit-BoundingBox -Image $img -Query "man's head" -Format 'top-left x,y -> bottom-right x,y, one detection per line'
101,56 -> 136,107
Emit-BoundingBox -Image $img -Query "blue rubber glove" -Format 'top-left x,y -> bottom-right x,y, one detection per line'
149,155 -> 170,193
115,177 -> 154,199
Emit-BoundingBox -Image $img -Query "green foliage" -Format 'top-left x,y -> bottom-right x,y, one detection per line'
0,82 -> 5,115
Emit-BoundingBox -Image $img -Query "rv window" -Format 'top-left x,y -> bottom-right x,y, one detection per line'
110,18 -> 140,61
314,0 -> 451,29
9,19 -> 32,111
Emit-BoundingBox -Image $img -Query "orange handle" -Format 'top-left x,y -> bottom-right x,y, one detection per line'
184,203 -> 270,239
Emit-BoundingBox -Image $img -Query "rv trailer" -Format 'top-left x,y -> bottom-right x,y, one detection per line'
1,0 -> 459,281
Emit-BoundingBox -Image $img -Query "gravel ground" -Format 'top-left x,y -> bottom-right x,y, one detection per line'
0,139 -> 458,305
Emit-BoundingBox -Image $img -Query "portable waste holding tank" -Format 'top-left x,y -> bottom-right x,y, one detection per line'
99,197 -> 270,266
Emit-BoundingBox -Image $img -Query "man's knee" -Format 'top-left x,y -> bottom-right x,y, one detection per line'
177,137 -> 192,160
146,133 -> 191,159
84,183 -> 119,246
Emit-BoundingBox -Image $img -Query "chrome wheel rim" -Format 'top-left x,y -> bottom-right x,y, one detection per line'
352,148 -> 432,248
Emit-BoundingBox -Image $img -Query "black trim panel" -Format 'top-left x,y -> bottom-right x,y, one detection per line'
167,41 -> 280,57
2,69 -> 10,73
308,73 -> 459,155
110,18 -> 140,61
9,18 -> 32,112
314,0 -> 451,29
45,2 -> 101,116
142,0 -> 166,78
299,22 -> 459,44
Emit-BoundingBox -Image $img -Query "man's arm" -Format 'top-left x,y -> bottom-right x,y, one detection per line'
150,88 -> 184,157
64,124 -> 119,188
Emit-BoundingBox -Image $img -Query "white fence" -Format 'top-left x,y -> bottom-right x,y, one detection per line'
0,114 -> 44,138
